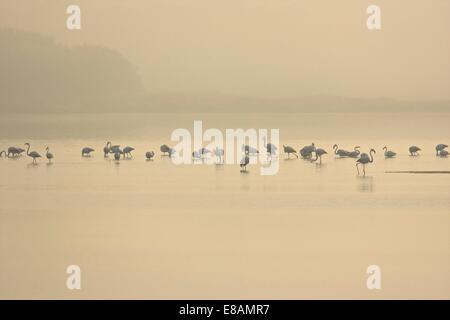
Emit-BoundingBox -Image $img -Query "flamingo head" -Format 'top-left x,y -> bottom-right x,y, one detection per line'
370,148 -> 376,154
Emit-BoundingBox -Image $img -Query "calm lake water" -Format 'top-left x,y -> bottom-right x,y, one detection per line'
0,112 -> 449,299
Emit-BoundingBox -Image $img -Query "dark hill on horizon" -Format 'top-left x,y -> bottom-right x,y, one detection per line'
0,29 -> 145,113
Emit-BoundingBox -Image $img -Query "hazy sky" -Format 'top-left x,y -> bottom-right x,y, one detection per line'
1,0 -> 449,100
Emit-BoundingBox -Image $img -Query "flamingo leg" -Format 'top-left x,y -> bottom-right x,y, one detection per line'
363,164 -> 366,176
356,163 -> 360,175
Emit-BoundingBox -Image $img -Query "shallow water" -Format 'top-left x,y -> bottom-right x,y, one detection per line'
0,112 -> 449,299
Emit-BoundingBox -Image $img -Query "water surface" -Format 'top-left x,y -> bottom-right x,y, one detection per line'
0,112 -> 449,299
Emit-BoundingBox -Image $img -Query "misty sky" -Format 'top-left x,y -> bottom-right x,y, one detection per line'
1,0 -> 449,100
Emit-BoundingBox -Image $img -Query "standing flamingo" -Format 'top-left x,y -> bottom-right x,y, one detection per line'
383,146 -> 397,158
263,136 -> 277,156
113,149 -> 123,161
242,145 -> 259,155
436,144 -> 448,156
356,149 -> 376,176
333,144 -> 350,157
283,145 -> 298,158
266,143 -> 277,156
103,142 -> 111,157
240,155 -> 250,172
348,146 -> 361,158
81,147 -> 95,157
45,147 -> 54,163
7,146 -> 25,157
192,150 -> 202,161
199,148 -> 211,158
160,144 -> 174,156
25,143 -> 41,163
109,144 -> 121,154
311,148 -> 327,164
214,147 -> 224,163
122,146 -> 135,158
409,146 -> 421,156
300,143 -> 315,159
439,150 -> 449,157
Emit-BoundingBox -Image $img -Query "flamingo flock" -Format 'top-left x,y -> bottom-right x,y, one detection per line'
1,141 -> 448,176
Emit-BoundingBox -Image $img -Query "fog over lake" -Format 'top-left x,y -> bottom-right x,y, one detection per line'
1,0 -> 449,299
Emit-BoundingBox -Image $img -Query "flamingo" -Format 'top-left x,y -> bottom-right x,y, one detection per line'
25,143 -> 41,163
348,146 -> 361,158
192,150 -> 202,161
333,144 -> 350,157
214,147 -> 224,163
439,150 -> 449,157
283,145 -> 298,158
7,146 -> 25,157
383,146 -> 397,158
199,147 -> 211,158
160,144 -> 173,156
45,147 -> 54,163
311,148 -> 327,164
436,144 -> 448,156
145,151 -> 155,160
109,144 -> 121,154
114,150 -> 122,161
266,143 -> 277,156
122,146 -> 135,158
356,149 -> 376,176
242,145 -> 259,155
409,146 -> 421,156
263,136 -> 277,156
240,155 -> 250,172
103,142 -> 111,157
81,147 -> 95,157
300,143 -> 315,159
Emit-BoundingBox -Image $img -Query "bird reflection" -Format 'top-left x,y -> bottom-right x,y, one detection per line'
357,176 -> 374,192
314,162 -> 326,172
